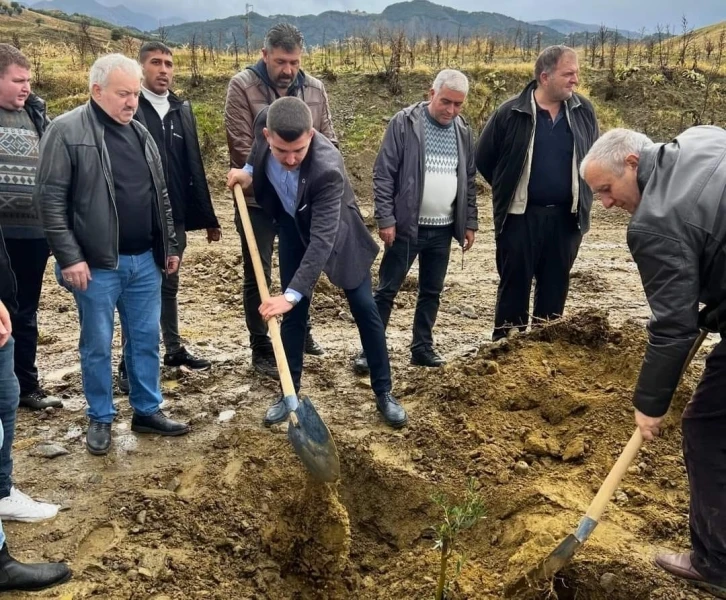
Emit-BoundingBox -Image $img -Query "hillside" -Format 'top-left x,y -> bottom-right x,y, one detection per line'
27,0 -> 184,31
161,0 -> 566,47
0,6 -> 128,45
532,19 -> 642,39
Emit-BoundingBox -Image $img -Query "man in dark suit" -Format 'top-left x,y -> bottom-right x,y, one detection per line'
227,97 -> 407,429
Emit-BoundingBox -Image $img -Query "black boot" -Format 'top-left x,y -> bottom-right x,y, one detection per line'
263,396 -> 290,427
252,349 -> 280,380
353,351 -> 370,375
117,360 -> 129,394
164,347 -> 211,370
86,421 -> 112,456
131,411 -> 190,436
376,392 -> 408,429
411,348 -> 446,368
0,543 -> 71,592
304,332 -> 325,356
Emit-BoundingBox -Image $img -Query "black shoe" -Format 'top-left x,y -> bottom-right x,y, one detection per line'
411,348 -> 447,368
0,543 -> 71,592
117,360 -> 129,394
18,388 -> 63,411
164,347 -> 211,370
263,396 -> 290,427
252,350 -> 280,380
86,421 -> 112,456
376,392 -> 408,429
131,410 -> 190,436
353,351 -> 370,375
304,332 -> 325,356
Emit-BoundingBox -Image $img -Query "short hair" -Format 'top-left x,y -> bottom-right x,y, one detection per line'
265,23 -> 304,53
432,69 -> 469,95
266,96 -> 312,142
0,43 -> 30,77
580,128 -> 653,178
139,41 -> 173,63
88,53 -> 142,93
534,45 -> 577,82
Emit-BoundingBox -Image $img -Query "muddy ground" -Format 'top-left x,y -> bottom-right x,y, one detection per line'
6,67 -> 725,600
3,193 -> 718,600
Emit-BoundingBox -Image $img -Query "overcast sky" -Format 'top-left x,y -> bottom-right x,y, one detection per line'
122,0 -> 724,32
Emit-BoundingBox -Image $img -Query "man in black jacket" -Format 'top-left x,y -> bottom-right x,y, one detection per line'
581,126 -> 726,597
227,98 -> 407,429
35,54 -> 189,456
0,44 -> 61,411
114,42 -> 221,392
476,45 -> 598,341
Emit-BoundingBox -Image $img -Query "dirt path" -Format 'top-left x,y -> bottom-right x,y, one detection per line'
2,195 -> 715,600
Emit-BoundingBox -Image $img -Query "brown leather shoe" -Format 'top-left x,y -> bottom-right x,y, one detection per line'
655,553 -> 726,599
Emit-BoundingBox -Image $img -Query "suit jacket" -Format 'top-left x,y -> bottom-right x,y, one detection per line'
250,111 -> 379,298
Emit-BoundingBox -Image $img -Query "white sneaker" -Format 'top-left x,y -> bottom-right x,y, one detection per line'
0,487 -> 60,522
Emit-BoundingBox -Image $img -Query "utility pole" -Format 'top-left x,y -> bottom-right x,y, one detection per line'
243,3 -> 253,58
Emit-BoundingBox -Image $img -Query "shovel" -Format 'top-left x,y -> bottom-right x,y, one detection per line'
233,184 -> 340,483
506,328 -> 709,596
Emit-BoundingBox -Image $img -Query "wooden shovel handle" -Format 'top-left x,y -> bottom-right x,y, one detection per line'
233,184 -> 297,399
585,328 -> 709,522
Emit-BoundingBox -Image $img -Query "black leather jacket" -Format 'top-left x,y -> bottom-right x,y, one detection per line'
630,126 -> 726,417
33,102 -> 178,270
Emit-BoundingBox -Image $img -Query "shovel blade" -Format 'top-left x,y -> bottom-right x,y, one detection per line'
505,534 -> 582,597
287,396 -> 340,483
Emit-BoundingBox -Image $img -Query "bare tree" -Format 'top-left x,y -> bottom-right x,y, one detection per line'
189,32 -> 202,86
704,35 -> 715,60
678,15 -> 695,66
157,23 -> 169,44
589,34 -> 598,67
231,32 -> 240,70
598,24 -> 608,68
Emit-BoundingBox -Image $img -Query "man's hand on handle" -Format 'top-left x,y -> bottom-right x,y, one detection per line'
166,256 -> 180,275
635,409 -> 665,442
227,168 -> 252,191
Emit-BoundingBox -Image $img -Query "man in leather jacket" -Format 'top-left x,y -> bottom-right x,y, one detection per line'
34,54 -> 189,456
581,126 -> 726,598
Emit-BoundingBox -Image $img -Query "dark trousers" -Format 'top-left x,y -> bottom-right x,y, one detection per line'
160,223 -> 187,354
374,225 -> 452,353
5,238 -> 49,396
277,212 -> 391,397
0,337 -> 19,499
234,205 -> 311,353
683,338 -> 726,584
493,205 -> 582,341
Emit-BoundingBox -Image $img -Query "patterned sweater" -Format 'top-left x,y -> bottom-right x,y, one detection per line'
419,110 -> 458,227
0,107 -> 42,238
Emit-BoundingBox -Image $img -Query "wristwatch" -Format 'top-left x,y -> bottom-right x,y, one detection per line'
284,291 -> 299,306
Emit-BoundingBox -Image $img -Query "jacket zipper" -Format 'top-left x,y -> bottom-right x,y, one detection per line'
99,136 -> 120,269
502,106 -> 535,234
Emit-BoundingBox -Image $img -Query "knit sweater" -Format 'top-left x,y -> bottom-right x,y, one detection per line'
419,109 -> 458,227
0,107 -> 42,238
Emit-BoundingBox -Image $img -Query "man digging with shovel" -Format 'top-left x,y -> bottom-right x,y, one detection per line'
581,126 -> 726,598
227,97 -> 408,430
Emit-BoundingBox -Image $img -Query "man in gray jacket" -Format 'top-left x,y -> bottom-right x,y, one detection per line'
581,126 -> 726,597
356,69 -> 477,373
34,54 -> 190,456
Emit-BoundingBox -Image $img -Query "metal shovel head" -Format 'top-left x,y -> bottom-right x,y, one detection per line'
287,396 -> 340,483
505,534 -> 582,597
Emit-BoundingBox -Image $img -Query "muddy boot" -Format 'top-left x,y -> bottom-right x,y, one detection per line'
0,543 -> 71,592
164,347 -> 211,370
86,421 -> 112,456
252,349 -> 279,380
18,388 -> 63,410
411,348 -> 446,368
655,553 -> 726,599
376,392 -> 408,429
117,360 -> 129,394
304,332 -> 325,356
352,351 -> 369,375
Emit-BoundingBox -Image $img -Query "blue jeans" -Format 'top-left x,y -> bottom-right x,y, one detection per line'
0,337 -> 16,548
0,336 -> 18,506
57,251 -> 163,423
